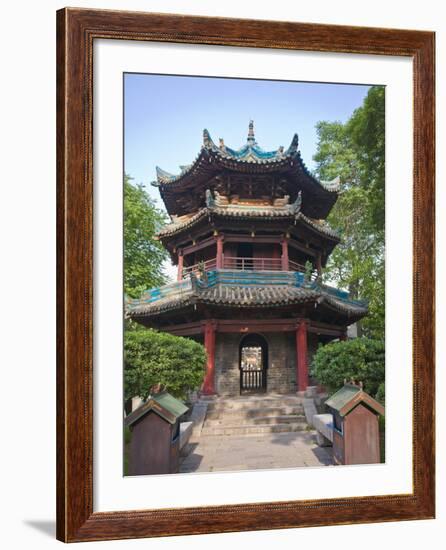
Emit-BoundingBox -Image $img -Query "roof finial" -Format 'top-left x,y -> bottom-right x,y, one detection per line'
203,128 -> 211,147
247,120 -> 255,144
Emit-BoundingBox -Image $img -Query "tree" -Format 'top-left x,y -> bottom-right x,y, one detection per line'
313,86 -> 385,339
311,338 -> 385,398
124,328 -> 206,401
347,86 -> 385,230
124,174 -> 168,298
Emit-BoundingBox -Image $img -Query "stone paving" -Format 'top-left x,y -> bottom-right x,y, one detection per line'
180,430 -> 334,473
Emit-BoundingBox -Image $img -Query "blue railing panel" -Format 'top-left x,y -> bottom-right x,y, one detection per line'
127,269 -> 367,309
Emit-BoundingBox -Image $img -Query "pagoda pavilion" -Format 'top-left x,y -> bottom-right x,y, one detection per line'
127,122 -> 368,396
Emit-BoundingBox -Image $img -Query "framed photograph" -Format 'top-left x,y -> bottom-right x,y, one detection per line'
56,8 -> 435,542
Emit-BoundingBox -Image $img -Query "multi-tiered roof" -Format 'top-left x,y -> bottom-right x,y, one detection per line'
128,122 -> 368,328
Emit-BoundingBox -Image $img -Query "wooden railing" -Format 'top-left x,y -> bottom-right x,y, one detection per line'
181,256 -> 309,278
223,256 -> 283,272
289,259 -> 308,273
182,257 -> 217,277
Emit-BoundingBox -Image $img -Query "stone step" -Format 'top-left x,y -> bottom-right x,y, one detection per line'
205,397 -> 304,412
205,414 -> 306,427
212,394 -> 303,403
201,422 -> 307,437
205,406 -> 304,420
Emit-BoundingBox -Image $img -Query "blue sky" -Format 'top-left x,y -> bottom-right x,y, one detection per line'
124,73 -> 371,209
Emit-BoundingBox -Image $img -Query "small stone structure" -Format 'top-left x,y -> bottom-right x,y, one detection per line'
179,421 -> 193,452
313,414 -> 334,446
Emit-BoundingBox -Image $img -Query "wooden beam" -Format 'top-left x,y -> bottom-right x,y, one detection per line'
166,327 -> 203,337
308,320 -> 345,335
159,318 -> 345,337
160,321 -> 203,336
287,237 -> 316,256
218,322 -> 297,333
166,227 -> 214,253
307,326 -> 345,337
182,235 -> 216,256
224,234 -> 281,244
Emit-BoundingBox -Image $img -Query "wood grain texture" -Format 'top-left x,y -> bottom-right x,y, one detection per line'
56,7 -> 435,542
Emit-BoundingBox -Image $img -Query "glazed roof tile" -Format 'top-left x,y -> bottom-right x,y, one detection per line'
125,391 -> 189,427
154,123 -> 340,195
157,193 -> 340,241
325,384 -> 385,417
126,270 -> 367,321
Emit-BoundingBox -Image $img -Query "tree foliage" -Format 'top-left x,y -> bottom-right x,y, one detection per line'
375,382 -> 385,405
313,86 -> 385,339
124,328 -> 206,401
311,338 -> 385,398
124,174 -> 168,298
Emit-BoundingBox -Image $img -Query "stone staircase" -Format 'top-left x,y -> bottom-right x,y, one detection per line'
200,394 -> 307,436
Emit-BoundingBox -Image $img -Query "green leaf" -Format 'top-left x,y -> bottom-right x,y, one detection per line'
312,86 -> 385,339
124,328 -> 206,401
124,174 -> 169,298
311,337 -> 385,397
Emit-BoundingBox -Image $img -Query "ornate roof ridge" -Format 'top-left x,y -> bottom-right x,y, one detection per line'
156,191 -> 340,240
320,175 -> 341,192
294,151 -> 340,194
152,122 -> 302,186
157,191 -> 302,238
157,209 -> 208,237
296,211 -> 340,239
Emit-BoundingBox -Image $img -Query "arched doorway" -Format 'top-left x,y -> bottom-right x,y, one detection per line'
239,334 -> 268,394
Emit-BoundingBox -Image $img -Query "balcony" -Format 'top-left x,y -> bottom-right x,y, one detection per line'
181,256 -> 307,279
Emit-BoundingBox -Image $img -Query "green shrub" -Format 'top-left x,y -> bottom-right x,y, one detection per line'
375,382 -> 385,404
311,337 -> 384,397
124,328 -> 206,401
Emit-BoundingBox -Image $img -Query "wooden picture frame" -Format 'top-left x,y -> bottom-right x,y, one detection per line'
56,7 -> 435,542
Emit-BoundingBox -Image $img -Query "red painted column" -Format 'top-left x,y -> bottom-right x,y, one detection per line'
202,320 -> 216,395
177,251 -> 184,282
296,321 -> 309,392
281,238 -> 289,271
216,235 -> 224,269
